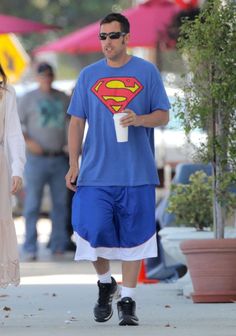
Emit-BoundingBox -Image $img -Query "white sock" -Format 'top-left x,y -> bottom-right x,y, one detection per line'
121,286 -> 136,300
97,270 -> 112,283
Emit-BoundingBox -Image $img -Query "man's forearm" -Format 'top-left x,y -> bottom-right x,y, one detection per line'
121,109 -> 169,128
136,110 -> 169,128
23,133 -> 44,155
68,117 -> 85,167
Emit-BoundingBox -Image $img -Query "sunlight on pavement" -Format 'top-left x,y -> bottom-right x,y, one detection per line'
14,216 -> 51,244
20,274 -> 122,285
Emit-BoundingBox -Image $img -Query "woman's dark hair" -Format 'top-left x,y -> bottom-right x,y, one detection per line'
0,63 -> 7,89
100,13 -> 130,33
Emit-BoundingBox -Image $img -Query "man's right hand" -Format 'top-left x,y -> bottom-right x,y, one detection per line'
65,165 -> 78,192
26,139 -> 44,155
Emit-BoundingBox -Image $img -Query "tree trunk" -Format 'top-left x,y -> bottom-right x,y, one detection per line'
213,164 -> 225,239
212,105 -> 229,239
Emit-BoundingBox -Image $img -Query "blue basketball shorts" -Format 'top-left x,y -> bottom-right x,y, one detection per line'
71,185 -> 158,261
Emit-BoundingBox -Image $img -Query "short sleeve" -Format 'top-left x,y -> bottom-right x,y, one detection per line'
150,65 -> 171,112
67,70 -> 87,119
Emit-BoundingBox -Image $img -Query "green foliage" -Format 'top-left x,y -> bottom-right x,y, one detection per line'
175,0 -> 236,236
177,0 -> 236,166
167,171 -> 236,231
167,171 -> 213,230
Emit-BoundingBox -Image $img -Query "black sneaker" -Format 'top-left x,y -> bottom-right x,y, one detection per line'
94,277 -> 118,322
117,297 -> 139,326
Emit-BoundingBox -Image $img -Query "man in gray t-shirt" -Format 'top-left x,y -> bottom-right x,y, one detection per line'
19,62 -> 70,260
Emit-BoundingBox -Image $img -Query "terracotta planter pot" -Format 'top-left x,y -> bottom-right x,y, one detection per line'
180,238 -> 236,303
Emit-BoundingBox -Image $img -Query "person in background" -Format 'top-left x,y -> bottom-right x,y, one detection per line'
19,62 -> 70,261
0,63 -> 25,287
66,13 -> 170,326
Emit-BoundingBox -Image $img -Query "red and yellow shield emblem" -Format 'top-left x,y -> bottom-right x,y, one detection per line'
91,77 -> 143,114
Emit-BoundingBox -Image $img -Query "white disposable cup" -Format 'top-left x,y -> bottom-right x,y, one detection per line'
113,112 -> 128,142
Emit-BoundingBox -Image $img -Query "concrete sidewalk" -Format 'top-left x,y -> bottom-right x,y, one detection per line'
0,217 -> 235,335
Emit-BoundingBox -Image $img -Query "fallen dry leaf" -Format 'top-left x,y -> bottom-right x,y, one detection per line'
69,316 -> 78,321
3,306 -> 11,311
24,314 -> 36,317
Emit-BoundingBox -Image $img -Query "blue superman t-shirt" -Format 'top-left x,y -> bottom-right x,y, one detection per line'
67,56 -> 170,186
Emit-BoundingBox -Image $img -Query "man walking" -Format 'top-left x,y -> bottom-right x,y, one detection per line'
19,62 -> 70,260
66,13 -> 170,325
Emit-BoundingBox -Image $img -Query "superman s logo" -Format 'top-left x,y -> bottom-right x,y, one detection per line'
91,77 -> 143,114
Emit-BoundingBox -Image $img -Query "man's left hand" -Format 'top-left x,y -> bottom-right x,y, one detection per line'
119,109 -> 141,127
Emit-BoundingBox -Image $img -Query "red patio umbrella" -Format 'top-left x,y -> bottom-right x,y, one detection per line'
34,0 -> 181,54
174,0 -> 198,10
0,14 -> 60,34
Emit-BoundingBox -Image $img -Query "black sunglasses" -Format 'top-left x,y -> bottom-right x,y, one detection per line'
99,32 -> 126,40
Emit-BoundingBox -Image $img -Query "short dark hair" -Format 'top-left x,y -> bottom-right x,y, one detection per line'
36,62 -> 54,75
100,13 -> 130,34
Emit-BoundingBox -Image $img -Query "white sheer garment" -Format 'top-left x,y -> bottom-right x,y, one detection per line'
0,90 -> 20,288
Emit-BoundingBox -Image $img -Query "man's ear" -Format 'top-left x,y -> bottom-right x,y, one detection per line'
124,33 -> 130,45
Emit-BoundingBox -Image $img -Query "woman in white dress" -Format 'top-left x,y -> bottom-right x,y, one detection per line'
0,63 -> 26,287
